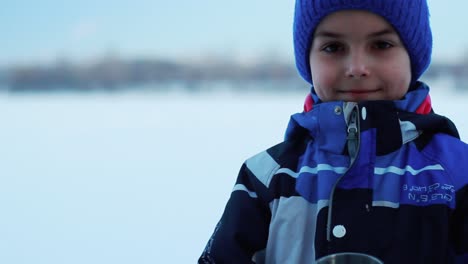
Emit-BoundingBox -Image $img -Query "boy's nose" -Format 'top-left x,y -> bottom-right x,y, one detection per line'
345,52 -> 371,79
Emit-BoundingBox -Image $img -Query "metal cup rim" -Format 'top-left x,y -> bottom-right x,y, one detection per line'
316,252 -> 383,264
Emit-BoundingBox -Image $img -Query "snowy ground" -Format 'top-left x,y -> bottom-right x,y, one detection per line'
0,85 -> 467,263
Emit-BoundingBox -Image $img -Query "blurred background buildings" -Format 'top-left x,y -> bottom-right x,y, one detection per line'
2,54 -> 468,92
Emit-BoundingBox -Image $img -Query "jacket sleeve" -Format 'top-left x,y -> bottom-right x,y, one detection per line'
199,163 -> 272,264
444,140 -> 468,263
452,184 -> 468,263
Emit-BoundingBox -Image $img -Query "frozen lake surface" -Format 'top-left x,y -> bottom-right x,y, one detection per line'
0,86 -> 467,263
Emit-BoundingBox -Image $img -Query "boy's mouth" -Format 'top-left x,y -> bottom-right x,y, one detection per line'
338,89 -> 382,100
339,89 -> 381,94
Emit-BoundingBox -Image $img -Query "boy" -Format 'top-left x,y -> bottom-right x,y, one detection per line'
199,0 -> 468,263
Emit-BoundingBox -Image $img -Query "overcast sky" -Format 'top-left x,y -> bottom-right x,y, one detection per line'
1,0 -> 468,66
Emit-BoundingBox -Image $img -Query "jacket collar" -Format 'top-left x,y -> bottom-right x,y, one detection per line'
285,82 -> 459,155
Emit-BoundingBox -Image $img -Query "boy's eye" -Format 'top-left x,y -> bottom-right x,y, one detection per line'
321,43 -> 343,53
374,41 -> 393,49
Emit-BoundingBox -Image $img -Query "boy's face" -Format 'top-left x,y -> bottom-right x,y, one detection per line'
309,10 -> 411,102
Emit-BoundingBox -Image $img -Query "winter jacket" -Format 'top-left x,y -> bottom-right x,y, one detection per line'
199,82 -> 468,264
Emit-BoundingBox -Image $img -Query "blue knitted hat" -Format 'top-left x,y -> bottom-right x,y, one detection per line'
293,0 -> 432,85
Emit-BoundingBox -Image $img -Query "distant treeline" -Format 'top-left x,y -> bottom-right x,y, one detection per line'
0,55 -> 467,92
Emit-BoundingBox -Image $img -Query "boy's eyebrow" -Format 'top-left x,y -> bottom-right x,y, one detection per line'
368,28 -> 398,38
314,28 -> 397,38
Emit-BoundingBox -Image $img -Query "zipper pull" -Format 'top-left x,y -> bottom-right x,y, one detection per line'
347,109 -> 358,161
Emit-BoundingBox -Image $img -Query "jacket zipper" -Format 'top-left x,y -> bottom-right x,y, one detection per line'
347,110 -> 359,164
326,105 -> 361,242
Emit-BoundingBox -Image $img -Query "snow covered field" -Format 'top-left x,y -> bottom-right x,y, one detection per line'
0,84 -> 467,263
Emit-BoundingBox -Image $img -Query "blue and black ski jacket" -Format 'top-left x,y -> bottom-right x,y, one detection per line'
199,82 -> 468,264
